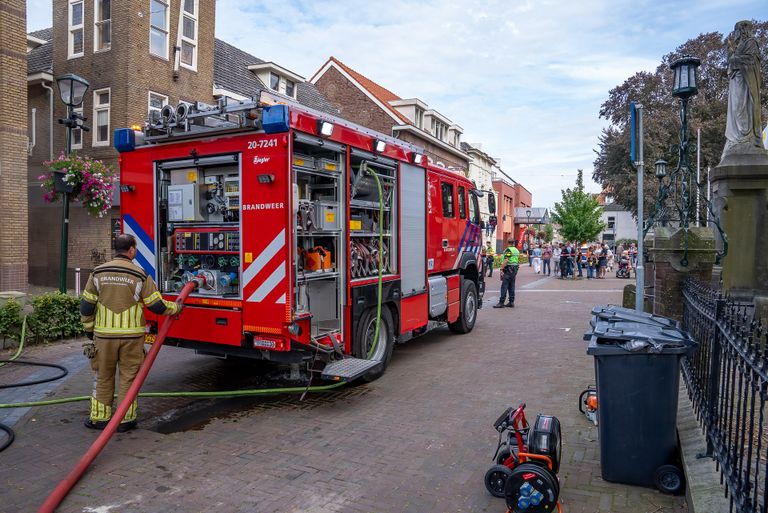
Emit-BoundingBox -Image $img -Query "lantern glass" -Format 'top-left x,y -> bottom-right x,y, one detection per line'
55,73 -> 90,107
655,159 -> 668,179
670,56 -> 700,99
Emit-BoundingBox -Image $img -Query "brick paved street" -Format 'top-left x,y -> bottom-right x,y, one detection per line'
0,267 -> 687,513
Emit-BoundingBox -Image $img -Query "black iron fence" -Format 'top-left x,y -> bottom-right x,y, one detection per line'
681,278 -> 768,513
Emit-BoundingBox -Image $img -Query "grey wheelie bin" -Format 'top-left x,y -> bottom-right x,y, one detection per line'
585,310 -> 697,494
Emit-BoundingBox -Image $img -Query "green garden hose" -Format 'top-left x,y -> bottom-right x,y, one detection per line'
366,167 -> 385,359
0,316 -> 28,368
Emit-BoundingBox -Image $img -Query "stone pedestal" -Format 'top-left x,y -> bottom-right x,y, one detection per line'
645,227 -> 717,321
712,150 -> 768,301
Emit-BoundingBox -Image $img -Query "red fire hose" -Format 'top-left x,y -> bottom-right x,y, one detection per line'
37,281 -> 198,513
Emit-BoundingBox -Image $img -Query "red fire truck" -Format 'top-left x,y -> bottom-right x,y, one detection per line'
114,92 -> 486,382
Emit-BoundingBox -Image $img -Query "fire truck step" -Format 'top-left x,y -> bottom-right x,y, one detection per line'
321,358 -> 381,382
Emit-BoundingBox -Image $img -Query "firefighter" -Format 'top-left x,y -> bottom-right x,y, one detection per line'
494,238 -> 520,308
80,234 -> 182,432
485,241 -> 495,277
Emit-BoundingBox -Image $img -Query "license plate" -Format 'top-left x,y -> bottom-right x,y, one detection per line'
144,333 -> 157,344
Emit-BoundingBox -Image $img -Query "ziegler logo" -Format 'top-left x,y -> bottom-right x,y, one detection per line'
242,202 -> 285,211
253,156 -> 271,165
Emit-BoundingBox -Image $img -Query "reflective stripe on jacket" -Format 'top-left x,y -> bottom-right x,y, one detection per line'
80,255 -> 179,338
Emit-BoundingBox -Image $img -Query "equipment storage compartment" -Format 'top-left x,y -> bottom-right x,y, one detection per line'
293,136 -> 345,340
349,152 -> 397,280
155,154 -> 242,299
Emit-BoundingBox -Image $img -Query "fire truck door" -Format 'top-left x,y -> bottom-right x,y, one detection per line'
240,140 -> 292,332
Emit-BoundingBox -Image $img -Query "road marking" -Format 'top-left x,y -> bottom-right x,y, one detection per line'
560,328 -> 571,332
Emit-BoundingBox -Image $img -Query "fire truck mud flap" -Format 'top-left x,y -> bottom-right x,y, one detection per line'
321,358 -> 382,382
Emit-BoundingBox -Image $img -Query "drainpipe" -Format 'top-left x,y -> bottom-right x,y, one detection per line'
29,108 -> 36,154
40,80 -> 54,160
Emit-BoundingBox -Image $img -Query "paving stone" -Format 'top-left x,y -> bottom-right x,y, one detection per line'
0,269 -> 687,512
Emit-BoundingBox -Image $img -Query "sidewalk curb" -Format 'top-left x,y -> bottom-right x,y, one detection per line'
677,382 -> 729,513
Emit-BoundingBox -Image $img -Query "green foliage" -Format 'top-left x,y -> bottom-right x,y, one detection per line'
0,299 -> 24,343
551,170 -> 606,243
616,238 -> 637,247
593,20 -> 768,217
543,224 -> 554,243
493,253 -> 528,267
27,292 -> 84,342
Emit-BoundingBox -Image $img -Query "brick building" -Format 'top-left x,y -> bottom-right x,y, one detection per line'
24,0 -> 337,288
492,175 -> 532,252
311,57 -> 469,173
0,1 -> 29,291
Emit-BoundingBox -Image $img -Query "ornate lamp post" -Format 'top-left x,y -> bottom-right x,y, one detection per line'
55,73 -> 89,292
645,56 -> 728,266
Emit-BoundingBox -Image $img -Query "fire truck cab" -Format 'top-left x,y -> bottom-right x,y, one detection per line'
114,93 -> 485,382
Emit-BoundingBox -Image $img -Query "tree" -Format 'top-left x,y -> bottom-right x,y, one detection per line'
550,170 -> 605,243
543,223 -> 554,243
593,20 -> 768,218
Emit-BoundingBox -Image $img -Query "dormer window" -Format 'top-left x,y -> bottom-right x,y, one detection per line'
270,72 -> 280,91
285,79 -> 295,98
415,107 -> 424,129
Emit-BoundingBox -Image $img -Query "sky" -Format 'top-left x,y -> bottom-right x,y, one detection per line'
26,0 -> 767,208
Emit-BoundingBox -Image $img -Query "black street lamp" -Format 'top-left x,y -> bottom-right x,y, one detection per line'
55,73 -> 89,292
645,55 -> 728,265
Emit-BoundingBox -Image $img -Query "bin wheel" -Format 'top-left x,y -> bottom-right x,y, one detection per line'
653,465 -> 685,495
485,464 -> 513,498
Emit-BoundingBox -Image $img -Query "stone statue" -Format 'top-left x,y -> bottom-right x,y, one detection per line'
722,20 -> 764,158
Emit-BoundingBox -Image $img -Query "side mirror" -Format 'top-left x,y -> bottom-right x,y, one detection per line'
487,193 -> 496,214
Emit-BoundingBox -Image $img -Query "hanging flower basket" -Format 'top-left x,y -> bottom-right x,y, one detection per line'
39,152 -> 117,217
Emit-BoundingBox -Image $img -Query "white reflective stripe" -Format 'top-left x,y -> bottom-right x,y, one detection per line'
133,281 -> 142,302
243,229 -> 286,288
247,263 -> 285,302
94,277 -> 100,293
276,293 -> 286,304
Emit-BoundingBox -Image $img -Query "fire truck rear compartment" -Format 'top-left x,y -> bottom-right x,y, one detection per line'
155,154 -> 242,299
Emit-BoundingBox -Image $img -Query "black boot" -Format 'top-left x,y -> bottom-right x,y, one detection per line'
506,302 -> 515,308
493,303 -> 505,309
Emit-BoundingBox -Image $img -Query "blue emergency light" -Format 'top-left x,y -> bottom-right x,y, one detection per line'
262,105 -> 289,134
114,128 -> 136,153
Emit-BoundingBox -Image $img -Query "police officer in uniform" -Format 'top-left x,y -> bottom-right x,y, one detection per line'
80,234 -> 182,432
494,238 -> 520,308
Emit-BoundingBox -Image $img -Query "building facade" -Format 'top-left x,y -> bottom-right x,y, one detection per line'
461,142 -> 497,244
25,0 -> 336,288
0,0 -> 29,291
492,176 -> 532,253
311,57 -> 470,174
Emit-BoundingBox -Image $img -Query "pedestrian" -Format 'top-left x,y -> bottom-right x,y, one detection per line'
564,242 -> 574,278
552,243 -> 561,277
598,243 -> 608,278
577,245 -> 585,279
532,244 -> 542,274
80,234 -> 182,432
606,245 -> 614,271
587,246 -> 597,279
494,238 -> 520,308
485,241 -> 495,277
542,245 -> 552,276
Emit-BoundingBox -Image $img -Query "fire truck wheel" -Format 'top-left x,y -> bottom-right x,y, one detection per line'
449,279 -> 478,334
353,307 -> 394,382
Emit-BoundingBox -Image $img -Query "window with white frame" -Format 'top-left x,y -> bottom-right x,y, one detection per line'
94,0 -> 111,51
92,88 -> 111,146
72,106 -> 83,149
269,73 -> 280,91
68,0 -> 84,58
150,0 -> 169,59
179,0 -> 198,69
285,79 -> 295,98
148,91 -> 168,120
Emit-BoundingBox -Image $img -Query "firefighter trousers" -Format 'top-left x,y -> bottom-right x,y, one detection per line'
89,334 -> 145,423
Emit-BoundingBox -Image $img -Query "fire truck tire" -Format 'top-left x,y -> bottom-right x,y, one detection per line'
353,307 -> 394,382
449,279 -> 478,334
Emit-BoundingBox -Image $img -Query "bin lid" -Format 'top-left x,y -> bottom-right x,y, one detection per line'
585,320 -> 697,355
590,305 -> 680,328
